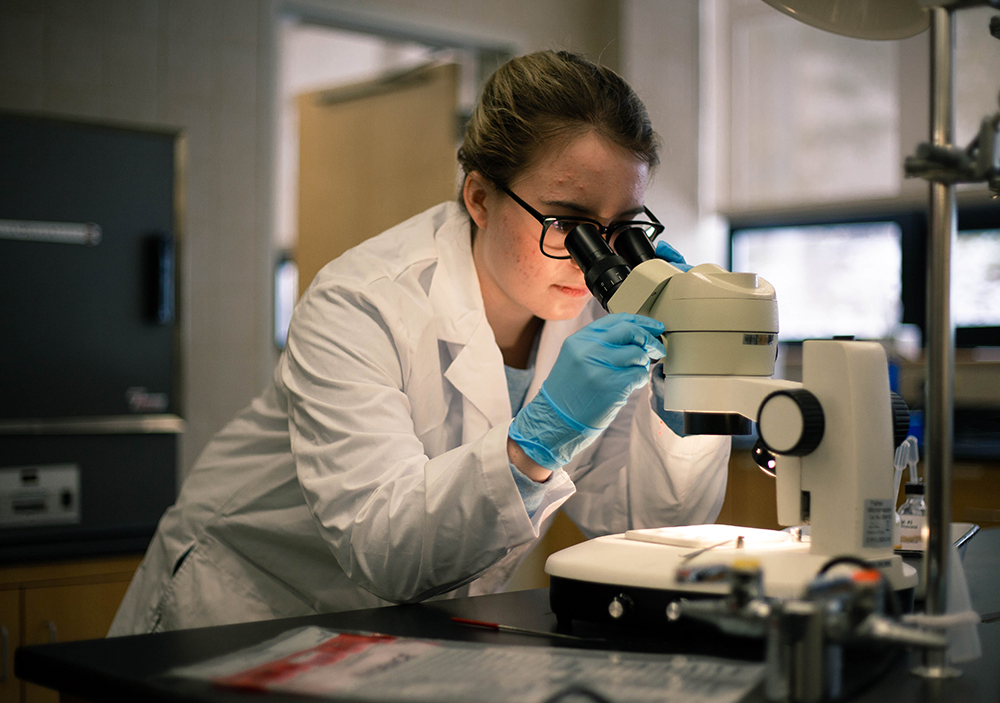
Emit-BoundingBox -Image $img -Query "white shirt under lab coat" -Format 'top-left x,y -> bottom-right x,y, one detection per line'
108,201 -> 731,636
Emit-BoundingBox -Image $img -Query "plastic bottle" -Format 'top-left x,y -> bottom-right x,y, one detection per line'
898,481 -> 926,550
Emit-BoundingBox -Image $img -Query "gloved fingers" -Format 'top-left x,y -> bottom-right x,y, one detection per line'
588,312 -> 664,336
535,312 -> 667,438
655,240 -> 694,272
654,240 -> 686,264
591,331 -> 665,361
590,342 -> 661,372
579,315 -> 665,360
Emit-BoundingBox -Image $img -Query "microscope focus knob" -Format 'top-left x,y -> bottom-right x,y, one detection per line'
757,389 -> 825,456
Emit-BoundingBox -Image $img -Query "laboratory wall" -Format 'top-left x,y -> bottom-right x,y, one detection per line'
0,0 -> 627,481
620,0 -> 703,261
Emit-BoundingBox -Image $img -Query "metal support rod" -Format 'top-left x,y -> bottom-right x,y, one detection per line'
917,4 -> 959,678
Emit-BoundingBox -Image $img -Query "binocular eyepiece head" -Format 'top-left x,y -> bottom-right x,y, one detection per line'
565,224 -> 658,310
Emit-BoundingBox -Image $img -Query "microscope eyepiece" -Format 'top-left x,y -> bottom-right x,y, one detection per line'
610,227 -> 657,268
565,223 -> 631,310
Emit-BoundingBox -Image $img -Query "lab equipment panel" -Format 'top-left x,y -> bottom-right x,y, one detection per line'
0,464 -> 80,528
0,433 -> 176,563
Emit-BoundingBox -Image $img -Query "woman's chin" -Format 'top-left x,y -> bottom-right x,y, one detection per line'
538,288 -> 592,320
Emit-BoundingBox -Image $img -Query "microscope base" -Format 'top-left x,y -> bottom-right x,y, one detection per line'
546,531 -> 918,632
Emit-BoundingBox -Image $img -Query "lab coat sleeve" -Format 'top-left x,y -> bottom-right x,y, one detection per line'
560,381 -> 731,538
279,279 -> 570,604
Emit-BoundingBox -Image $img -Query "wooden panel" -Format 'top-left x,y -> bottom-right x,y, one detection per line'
24,581 -> 131,703
716,448 -> 781,530
0,589 -> 20,703
952,461 -> 1000,529
0,555 -> 141,589
24,581 -> 131,644
296,63 -> 459,296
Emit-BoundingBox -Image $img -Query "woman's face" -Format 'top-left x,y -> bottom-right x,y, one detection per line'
468,131 -> 650,325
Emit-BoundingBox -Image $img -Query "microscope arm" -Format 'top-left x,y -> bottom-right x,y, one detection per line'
658,375 -> 800,419
659,375 -> 807,528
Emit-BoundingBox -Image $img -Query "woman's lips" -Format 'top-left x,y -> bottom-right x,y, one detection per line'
555,285 -> 589,298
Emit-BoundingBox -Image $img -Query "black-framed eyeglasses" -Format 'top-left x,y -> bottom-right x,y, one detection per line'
500,185 -> 665,260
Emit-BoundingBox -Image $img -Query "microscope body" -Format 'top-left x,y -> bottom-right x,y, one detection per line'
545,227 -> 917,621
606,258 -> 779,377
607,250 -> 901,563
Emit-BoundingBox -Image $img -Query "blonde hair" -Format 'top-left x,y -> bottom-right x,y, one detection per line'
458,50 -> 660,192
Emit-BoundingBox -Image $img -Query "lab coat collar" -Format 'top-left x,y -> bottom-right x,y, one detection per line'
428,204 -> 484,346
429,204 -> 511,430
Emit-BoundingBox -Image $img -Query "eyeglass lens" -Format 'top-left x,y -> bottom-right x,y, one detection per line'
541,219 -> 661,258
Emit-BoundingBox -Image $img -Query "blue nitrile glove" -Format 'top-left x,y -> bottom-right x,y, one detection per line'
655,240 -> 694,272
509,313 -> 666,469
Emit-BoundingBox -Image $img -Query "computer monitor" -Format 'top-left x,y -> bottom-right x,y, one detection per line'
730,219 -> 904,342
954,206 -> 1000,347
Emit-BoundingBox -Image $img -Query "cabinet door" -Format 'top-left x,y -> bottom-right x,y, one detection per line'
0,589 -> 19,703
24,580 -> 130,703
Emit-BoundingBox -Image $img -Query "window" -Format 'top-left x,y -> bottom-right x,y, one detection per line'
731,219 -> 903,341
707,0 -> 1000,211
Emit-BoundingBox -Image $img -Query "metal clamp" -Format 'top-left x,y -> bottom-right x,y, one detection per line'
668,561 -> 947,703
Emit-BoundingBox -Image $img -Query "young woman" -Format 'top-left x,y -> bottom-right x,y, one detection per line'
109,50 -> 730,635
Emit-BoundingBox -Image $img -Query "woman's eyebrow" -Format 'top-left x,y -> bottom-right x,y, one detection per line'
540,198 -> 646,219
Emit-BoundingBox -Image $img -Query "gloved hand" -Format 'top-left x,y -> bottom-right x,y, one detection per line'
655,240 -> 694,272
509,313 -> 666,469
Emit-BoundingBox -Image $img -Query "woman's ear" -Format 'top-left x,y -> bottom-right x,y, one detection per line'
463,172 -> 491,231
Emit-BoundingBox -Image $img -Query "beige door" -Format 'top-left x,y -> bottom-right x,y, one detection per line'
296,62 -> 460,296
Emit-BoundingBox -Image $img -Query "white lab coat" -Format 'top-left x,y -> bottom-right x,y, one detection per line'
108,201 -> 731,636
